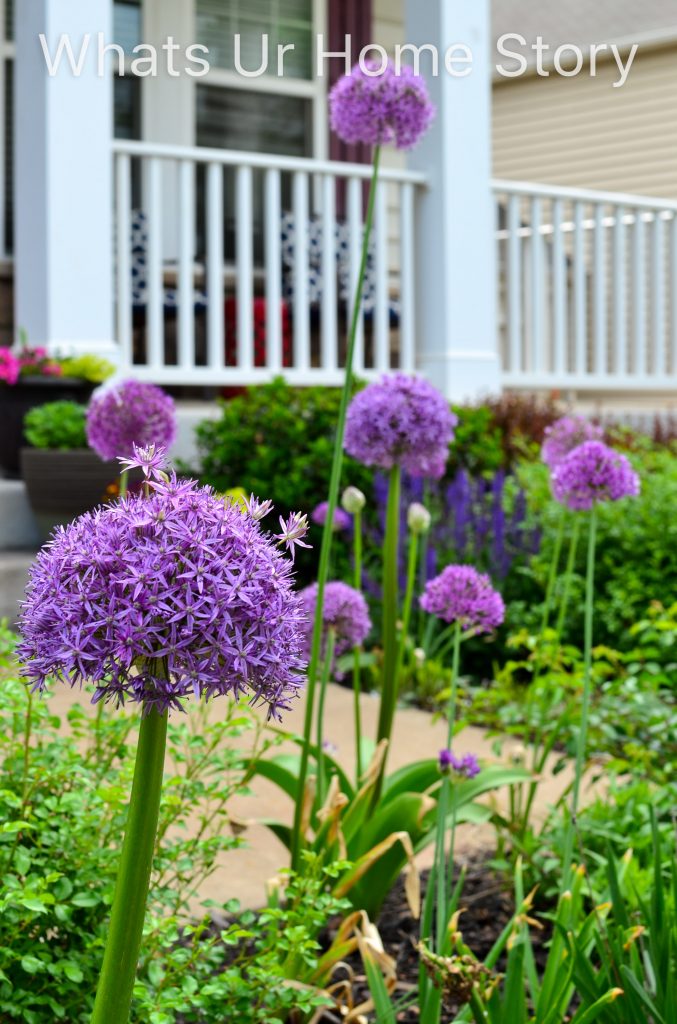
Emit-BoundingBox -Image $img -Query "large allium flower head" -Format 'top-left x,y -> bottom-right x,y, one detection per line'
420,565 -> 505,635
541,415 -> 604,469
329,60 -> 435,150
312,501 -> 352,532
17,473 -> 306,719
86,378 -> 177,461
551,441 -> 640,511
299,582 -> 371,662
344,374 -> 457,479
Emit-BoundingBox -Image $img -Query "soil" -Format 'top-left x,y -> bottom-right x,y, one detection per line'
315,857 -> 552,1023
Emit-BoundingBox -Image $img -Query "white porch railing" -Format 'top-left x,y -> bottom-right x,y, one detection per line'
495,180 -> 677,392
112,140 -> 427,387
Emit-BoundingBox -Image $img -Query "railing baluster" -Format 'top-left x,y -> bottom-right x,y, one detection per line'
264,168 -> 282,372
292,171 -> 310,373
115,153 -> 132,369
652,212 -> 665,376
552,197 -> 566,375
147,158 -> 164,371
348,176 -> 365,372
573,201 -> 587,375
178,159 -> 195,371
236,165 -> 254,372
374,179 -> 389,373
530,197 -> 545,373
320,173 -> 338,373
594,203 -> 607,375
506,193 -> 521,373
399,182 -> 415,373
633,209 -> 646,375
613,205 -> 627,377
206,162 -> 224,371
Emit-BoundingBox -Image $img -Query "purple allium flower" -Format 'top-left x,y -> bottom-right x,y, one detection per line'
17,473 -> 306,718
299,581 -> 371,662
276,512 -> 311,562
117,443 -> 168,479
87,378 -> 177,461
420,565 -> 505,634
245,494 -> 274,522
439,749 -> 480,780
541,416 -> 604,469
329,60 -> 435,151
344,374 -> 457,479
311,501 -> 352,532
551,441 -> 640,511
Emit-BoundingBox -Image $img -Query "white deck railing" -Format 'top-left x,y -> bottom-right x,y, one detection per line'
112,140 -> 427,386
495,180 -> 677,391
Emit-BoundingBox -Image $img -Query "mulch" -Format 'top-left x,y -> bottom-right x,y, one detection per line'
316,857 -> 552,1023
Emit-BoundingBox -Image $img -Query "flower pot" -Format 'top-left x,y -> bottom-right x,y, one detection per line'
0,378 -> 96,477
20,448 -> 124,542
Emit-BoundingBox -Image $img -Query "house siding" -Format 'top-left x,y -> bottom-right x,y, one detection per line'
493,44 -> 677,200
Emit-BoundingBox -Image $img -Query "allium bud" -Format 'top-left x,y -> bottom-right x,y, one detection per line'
407,502 -> 431,535
341,486 -> 366,514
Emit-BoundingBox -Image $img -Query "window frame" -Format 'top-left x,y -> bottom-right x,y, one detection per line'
0,0 -> 15,261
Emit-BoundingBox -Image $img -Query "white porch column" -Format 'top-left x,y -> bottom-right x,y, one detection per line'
405,0 -> 500,402
15,0 -> 117,360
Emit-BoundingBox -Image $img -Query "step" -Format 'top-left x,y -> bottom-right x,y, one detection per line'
0,551 -> 34,625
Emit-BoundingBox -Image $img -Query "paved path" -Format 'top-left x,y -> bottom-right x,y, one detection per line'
46,683 -> 578,911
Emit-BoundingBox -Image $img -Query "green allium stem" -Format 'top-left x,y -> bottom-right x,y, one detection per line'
446,622 -> 462,748
352,509 -> 364,782
315,627 -> 336,808
91,705 -> 168,1024
119,469 -> 129,499
541,508 -> 565,635
561,505 -> 597,887
395,528 -> 419,698
377,464 -> 402,753
555,514 -> 582,639
291,145 -> 382,870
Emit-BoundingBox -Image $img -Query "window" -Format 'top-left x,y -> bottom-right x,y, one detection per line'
196,87 -> 312,157
196,0 -> 314,80
194,0 -> 324,160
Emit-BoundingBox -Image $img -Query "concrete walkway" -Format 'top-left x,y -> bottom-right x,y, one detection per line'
46,682 -> 577,912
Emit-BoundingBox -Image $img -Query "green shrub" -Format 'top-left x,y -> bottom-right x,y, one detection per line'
511,449 -> 677,648
0,643 -> 337,1023
188,378 -> 373,581
23,401 -> 87,450
58,355 -> 115,384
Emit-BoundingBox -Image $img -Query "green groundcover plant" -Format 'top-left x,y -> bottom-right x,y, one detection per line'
0,636 -> 337,1024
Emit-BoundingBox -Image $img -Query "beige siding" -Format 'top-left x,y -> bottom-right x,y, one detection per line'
493,45 -> 677,199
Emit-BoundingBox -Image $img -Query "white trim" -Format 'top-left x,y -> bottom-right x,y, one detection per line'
493,178 -> 677,213
202,67 -> 319,98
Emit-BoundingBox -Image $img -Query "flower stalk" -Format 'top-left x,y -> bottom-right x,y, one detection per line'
561,504 -> 597,885
291,144 -> 382,870
351,507 -> 364,782
315,627 -> 336,807
377,463 -> 402,750
91,703 -> 168,1024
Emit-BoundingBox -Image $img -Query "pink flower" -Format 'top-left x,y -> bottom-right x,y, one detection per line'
0,349 -> 20,386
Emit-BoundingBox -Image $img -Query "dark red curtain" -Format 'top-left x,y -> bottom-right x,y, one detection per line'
327,0 -> 373,213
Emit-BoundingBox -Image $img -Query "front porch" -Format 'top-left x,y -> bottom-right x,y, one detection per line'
6,0 -> 677,405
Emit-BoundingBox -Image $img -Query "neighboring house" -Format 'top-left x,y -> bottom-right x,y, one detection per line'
1,0 -> 677,403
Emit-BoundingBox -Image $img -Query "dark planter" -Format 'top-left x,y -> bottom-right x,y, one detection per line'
0,378 -> 97,477
20,449 -> 127,542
